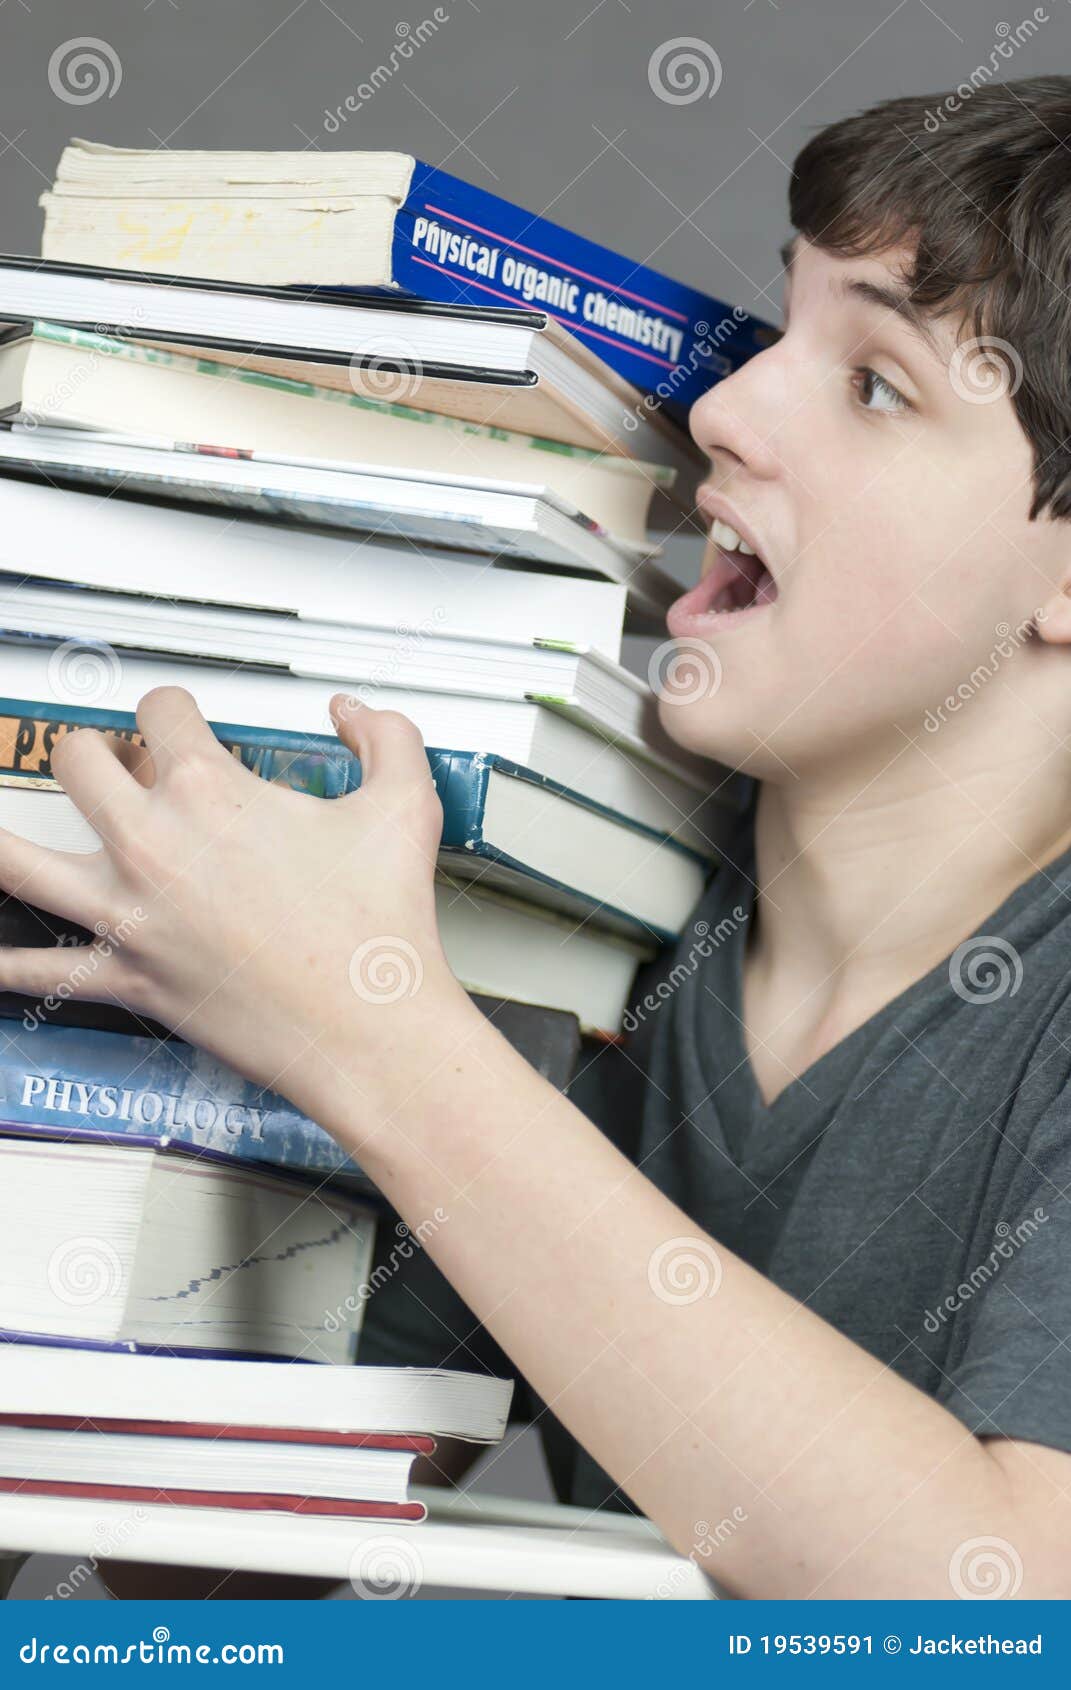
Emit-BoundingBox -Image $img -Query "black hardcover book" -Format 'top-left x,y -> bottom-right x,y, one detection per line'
469,993 -> 581,1092
0,252 -> 544,385
0,895 -> 172,1040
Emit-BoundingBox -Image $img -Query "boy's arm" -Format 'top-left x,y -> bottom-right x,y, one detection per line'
0,686 -> 1065,1599
297,979 -> 1071,1598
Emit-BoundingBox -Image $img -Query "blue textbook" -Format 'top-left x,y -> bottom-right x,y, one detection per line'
0,1018 -> 370,1191
40,143 -> 776,425
381,159 -> 773,422
0,696 -> 714,942
0,1003 -> 581,1187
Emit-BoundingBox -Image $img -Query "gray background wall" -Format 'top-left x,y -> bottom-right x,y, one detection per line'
5,0 -> 1065,352
1,0 -> 1067,1598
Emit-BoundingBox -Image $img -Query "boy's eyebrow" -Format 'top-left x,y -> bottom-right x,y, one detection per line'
779,235 -> 945,362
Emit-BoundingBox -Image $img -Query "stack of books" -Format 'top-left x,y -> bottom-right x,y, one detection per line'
0,1343 -> 512,1521
0,142 -> 771,1044
0,143 -> 764,1526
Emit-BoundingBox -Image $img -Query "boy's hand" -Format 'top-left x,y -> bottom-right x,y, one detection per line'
0,686 -> 472,1116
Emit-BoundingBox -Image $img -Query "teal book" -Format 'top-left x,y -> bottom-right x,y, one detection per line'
0,695 -> 713,942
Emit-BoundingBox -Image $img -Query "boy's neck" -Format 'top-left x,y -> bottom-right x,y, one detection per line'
745,703 -> 1071,1079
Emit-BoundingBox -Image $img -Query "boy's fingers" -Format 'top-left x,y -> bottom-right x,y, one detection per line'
108,733 -> 156,789
50,728 -> 143,840
134,686 -> 229,779
330,696 -> 434,801
0,827 -> 104,921
0,943 -> 120,1003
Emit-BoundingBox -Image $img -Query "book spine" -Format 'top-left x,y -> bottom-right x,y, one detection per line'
0,701 -> 361,799
0,699 -> 495,852
0,1020 -> 369,1188
0,1477 -> 427,1520
434,747 -> 491,846
0,1329 -> 316,1361
0,701 -> 703,940
390,160 -> 773,417
0,1415 -> 435,1451
28,321 -> 613,462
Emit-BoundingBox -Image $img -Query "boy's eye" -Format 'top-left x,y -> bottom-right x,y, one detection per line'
852,366 -> 911,415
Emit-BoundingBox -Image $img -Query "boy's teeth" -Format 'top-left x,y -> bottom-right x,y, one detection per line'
710,517 -> 756,556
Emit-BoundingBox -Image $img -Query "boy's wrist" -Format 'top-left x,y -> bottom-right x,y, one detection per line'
283,959 -> 490,1152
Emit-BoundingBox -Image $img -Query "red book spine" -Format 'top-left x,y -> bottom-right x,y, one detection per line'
0,1415 -> 435,1453
0,1476 -> 427,1521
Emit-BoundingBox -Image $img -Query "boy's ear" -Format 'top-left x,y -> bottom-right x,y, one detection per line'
1034,577 -> 1071,645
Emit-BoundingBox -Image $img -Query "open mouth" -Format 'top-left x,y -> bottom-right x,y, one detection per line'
666,515 -> 778,637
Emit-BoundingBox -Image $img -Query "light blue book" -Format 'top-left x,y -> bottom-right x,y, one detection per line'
0,1018 -> 371,1192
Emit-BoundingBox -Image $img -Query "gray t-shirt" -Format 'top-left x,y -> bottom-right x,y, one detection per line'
360,811 -> 1071,1511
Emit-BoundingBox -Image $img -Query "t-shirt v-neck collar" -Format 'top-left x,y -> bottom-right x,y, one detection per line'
700,821 -> 1071,1165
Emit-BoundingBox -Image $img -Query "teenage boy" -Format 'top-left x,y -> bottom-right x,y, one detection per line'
5,75 -> 1071,1600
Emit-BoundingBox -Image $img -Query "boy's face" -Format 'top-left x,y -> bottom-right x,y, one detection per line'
661,235 -> 1067,779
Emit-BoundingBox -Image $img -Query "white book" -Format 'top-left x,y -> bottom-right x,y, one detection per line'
0,779 -> 650,1033
0,1343 -> 513,1441
0,1136 -> 376,1362
0,256 -> 549,378
0,1426 -> 421,1508
0,582 -> 693,776
0,254 -> 699,487
433,875 -> 649,1035
0,476 -> 629,661
0,632 -> 716,852
0,1489 -> 717,1597
0,427 -> 675,611
0,325 -> 680,562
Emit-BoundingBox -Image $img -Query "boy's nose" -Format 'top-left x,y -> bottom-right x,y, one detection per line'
688,347 -> 789,483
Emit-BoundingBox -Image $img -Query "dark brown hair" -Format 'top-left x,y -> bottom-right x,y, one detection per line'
789,74 -> 1071,518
